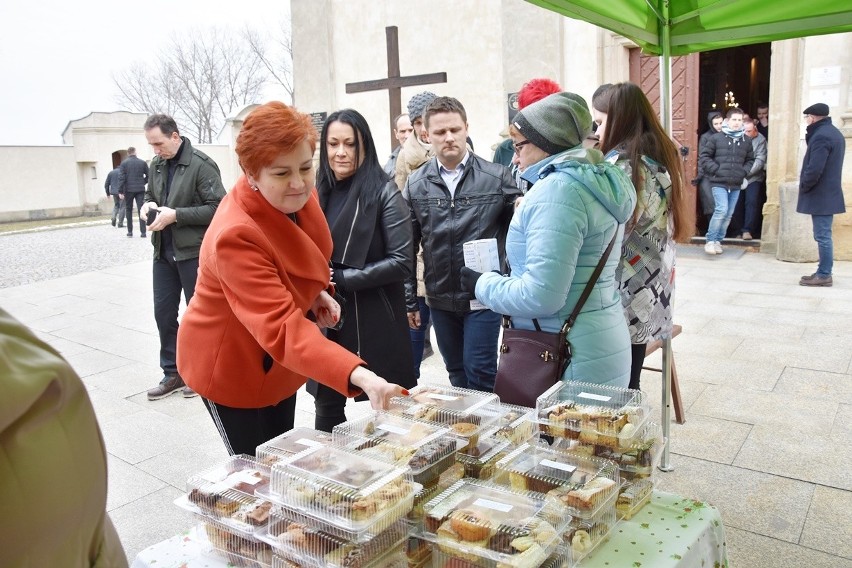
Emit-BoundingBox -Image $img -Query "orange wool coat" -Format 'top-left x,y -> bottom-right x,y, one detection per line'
177,176 -> 364,408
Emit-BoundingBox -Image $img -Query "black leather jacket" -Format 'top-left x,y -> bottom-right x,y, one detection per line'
402,153 -> 521,312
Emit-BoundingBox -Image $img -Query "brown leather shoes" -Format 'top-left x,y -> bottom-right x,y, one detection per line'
799,274 -> 832,287
147,374 -> 186,400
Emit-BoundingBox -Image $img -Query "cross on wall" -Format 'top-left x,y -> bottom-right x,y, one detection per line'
345,26 -> 447,149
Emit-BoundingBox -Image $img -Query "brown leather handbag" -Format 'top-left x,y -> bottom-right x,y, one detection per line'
493,232 -> 618,407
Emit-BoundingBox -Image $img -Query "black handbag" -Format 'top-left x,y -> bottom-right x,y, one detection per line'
493,231 -> 618,407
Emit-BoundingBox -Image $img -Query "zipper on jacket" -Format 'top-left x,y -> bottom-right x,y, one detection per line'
354,290 -> 362,357
341,201 -> 360,260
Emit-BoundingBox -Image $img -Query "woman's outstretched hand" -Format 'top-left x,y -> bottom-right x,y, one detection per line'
311,290 -> 341,329
349,366 -> 408,410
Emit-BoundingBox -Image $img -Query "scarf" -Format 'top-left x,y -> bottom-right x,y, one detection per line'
721,125 -> 745,140
318,177 -> 381,270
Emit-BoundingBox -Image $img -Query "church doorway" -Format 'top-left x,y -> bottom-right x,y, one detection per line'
629,42 -> 771,237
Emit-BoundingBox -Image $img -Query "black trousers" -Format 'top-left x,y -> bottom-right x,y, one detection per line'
124,191 -> 146,235
153,255 -> 198,374
202,394 -> 297,456
629,343 -> 646,391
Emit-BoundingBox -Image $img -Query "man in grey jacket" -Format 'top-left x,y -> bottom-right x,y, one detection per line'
140,114 -> 226,400
738,118 -> 767,240
403,97 -> 521,392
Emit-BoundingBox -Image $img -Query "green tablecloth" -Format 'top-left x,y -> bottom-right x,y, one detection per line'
578,490 -> 728,567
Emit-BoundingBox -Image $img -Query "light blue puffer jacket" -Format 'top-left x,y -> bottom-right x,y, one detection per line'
475,148 -> 636,387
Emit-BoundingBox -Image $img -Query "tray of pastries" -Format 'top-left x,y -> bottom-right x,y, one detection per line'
259,507 -> 408,568
420,479 -> 571,568
332,411 -> 466,486
256,427 -> 333,466
268,445 -> 418,536
536,382 -> 648,446
455,436 -> 513,481
562,502 -> 616,563
491,403 -> 537,447
615,478 -> 655,520
201,518 -> 273,568
388,385 -> 505,447
494,443 -> 619,519
179,455 -> 273,534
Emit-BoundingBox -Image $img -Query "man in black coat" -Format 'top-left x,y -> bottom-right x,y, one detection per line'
797,103 -> 846,287
118,146 -> 150,238
104,166 -> 124,228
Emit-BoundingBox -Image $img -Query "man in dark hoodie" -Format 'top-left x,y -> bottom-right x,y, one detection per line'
699,107 -> 754,255
695,111 -> 724,231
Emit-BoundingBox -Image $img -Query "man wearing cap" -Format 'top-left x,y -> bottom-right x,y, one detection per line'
798,103 -> 846,287
395,91 -> 438,190
403,96 -> 521,392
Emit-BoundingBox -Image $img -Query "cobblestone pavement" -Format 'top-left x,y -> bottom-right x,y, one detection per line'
0,221 -> 152,288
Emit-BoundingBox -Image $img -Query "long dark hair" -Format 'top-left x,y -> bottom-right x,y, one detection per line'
600,82 -> 694,242
317,109 -> 389,209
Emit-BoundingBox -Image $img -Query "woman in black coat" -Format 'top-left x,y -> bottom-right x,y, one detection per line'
309,109 -> 417,431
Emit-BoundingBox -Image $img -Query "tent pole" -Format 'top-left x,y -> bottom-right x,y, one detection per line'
658,0 -> 675,474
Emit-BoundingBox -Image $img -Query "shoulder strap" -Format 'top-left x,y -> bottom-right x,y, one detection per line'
562,228 -> 619,333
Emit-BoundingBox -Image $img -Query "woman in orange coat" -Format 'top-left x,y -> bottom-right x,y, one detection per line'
177,102 -> 405,455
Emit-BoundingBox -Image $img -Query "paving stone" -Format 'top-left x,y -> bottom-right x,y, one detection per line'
135,446 -> 228,491
83,361 -> 168,399
725,526 -> 852,568
666,414 -> 752,464
100,409 -> 187,465
774,366 -> 852,405
61,347 -> 133,379
106,454 -> 167,511
800,485 -> 852,559
732,334 -> 852,374
674,352 -> 784,390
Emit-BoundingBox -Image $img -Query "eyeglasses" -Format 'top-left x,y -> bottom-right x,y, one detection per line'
512,140 -> 531,153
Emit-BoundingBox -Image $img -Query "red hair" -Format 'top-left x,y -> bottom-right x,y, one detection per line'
517,78 -> 561,110
236,102 -> 318,176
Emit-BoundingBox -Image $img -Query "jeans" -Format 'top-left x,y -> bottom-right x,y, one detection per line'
811,215 -> 834,277
741,180 -> 765,235
153,254 -> 199,374
111,195 -> 125,226
124,191 -> 146,235
706,186 -> 741,242
409,297 -> 432,379
430,307 -> 501,392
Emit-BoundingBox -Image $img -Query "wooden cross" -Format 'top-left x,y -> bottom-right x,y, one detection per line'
345,26 -> 447,149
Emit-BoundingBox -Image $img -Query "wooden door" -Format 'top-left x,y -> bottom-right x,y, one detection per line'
630,50 -> 700,233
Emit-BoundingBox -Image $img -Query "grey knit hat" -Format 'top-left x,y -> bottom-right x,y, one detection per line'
407,91 -> 438,123
512,92 -> 592,155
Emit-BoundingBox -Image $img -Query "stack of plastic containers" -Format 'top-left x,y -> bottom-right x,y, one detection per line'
493,443 -> 620,564
389,385 -> 510,483
491,402 -> 538,447
175,455 -> 275,567
535,381 -> 660,525
418,478 -> 572,567
255,427 -> 334,467
258,444 -> 419,567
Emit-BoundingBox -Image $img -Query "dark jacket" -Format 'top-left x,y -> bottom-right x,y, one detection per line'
797,117 -> 846,216
699,130 -> 755,189
104,168 -> 121,196
383,145 -> 401,177
318,179 -> 416,391
118,155 -> 149,193
144,137 -> 226,261
403,152 -> 521,312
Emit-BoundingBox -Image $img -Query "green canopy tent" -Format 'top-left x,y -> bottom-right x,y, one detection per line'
525,0 -> 852,470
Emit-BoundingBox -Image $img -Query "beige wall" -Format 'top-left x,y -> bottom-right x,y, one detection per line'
0,147 -> 78,221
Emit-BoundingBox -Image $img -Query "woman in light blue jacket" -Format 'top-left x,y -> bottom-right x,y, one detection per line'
460,92 -> 635,387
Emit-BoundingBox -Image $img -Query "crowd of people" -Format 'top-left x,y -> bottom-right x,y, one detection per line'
93,82 -> 846,453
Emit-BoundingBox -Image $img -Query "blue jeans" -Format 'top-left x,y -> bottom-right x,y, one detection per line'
430,307 -> 501,392
811,215 -> 834,277
409,297 -> 431,379
706,186 -> 741,242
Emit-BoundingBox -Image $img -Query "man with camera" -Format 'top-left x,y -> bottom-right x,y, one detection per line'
140,114 -> 226,400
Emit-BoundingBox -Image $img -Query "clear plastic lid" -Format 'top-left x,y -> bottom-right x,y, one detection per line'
494,443 -> 619,519
455,437 -> 512,481
256,427 -> 333,465
201,518 -> 273,568
563,502 -> 616,563
182,455 -> 273,533
536,382 -> 648,444
332,412 -> 465,484
261,507 -> 408,568
268,445 -> 417,534
420,479 -> 571,566
616,478 -> 655,520
388,385 -> 504,444
491,403 -> 537,446
551,420 -> 663,479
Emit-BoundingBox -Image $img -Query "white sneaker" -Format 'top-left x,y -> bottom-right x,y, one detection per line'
704,241 -> 717,255
714,242 -> 723,254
